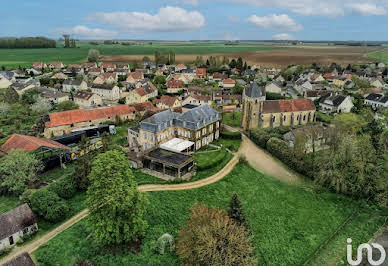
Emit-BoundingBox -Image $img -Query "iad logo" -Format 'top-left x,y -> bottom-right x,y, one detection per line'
347,238 -> 386,266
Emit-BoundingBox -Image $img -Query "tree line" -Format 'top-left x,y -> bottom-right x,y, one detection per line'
0,37 -> 56,49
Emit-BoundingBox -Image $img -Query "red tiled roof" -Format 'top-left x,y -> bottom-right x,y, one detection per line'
127,72 -> 144,80
167,80 -> 183,88
32,62 -> 45,68
99,73 -> 117,80
196,68 -> 206,76
130,102 -> 156,112
323,73 -> 333,79
100,63 -> 116,69
134,87 -> 147,97
68,64 -> 82,69
262,99 -> 315,113
157,95 -> 178,107
49,62 -> 63,68
89,67 -> 102,73
223,78 -> 235,84
1,134 -> 70,154
45,105 -> 136,128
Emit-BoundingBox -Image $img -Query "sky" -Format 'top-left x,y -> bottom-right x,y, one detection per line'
2,0 -> 388,41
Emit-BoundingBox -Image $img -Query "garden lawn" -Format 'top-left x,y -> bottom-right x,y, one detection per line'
222,111 -> 242,127
33,164 -> 384,266
38,164 -> 75,183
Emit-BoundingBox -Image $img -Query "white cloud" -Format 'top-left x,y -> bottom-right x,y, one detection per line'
247,14 -> 303,32
347,3 -> 386,16
53,25 -> 118,39
86,6 -> 205,33
273,33 -> 296,40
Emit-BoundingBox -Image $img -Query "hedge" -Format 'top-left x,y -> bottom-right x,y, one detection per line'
195,150 -> 228,171
220,131 -> 242,140
29,189 -> 70,222
47,174 -> 77,199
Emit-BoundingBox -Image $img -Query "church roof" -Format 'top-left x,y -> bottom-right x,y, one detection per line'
245,82 -> 265,98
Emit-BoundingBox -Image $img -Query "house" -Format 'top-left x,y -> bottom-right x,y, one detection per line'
126,72 -> 144,84
10,79 -> 39,95
91,84 -> 120,101
128,104 -> 221,152
0,204 -> 37,252
44,105 -> 136,137
100,63 -> 116,72
175,64 -> 187,72
168,73 -> 194,84
283,125 -> 331,153
125,82 -> 158,104
274,74 -> 285,83
0,75 -> 12,89
370,77 -> 385,88
212,90 -> 223,104
82,62 -> 97,70
51,73 -> 68,80
182,94 -> 212,106
32,62 -> 46,70
2,252 -> 36,266
364,93 -> 388,108
319,94 -> 354,114
117,64 -> 129,70
113,68 -> 128,76
88,67 -> 103,77
65,65 -> 84,75
305,90 -> 328,101
143,61 -> 156,69
242,69 -> 255,77
196,68 -> 207,79
333,77 -> 347,88
294,80 -> 312,95
211,72 -> 228,82
0,134 -> 70,155
265,82 -> 283,94
222,94 -> 242,107
222,78 -> 236,88
93,73 -> 118,84
62,80 -> 88,92
184,85 -> 209,96
49,62 -> 64,69
34,87 -> 69,104
0,71 -> 17,83
155,95 -> 181,109
167,80 -> 184,94
129,101 -> 157,116
73,91 -> 103,108
309,74 -> 325,83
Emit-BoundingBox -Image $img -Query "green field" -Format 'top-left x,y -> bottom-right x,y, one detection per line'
222,111 -> 242,127
0,42 -> 276,68
365,48 -> 388,62
33,164 -> 384,266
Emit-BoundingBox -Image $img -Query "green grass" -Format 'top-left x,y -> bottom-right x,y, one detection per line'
0,195 -> 20,214
365,48 -> 388,61
0,42 -> 277,68
38,164 -> 75,183
33,164 -> 384,266
213,135 -> 242,152
222,111 -> 242,127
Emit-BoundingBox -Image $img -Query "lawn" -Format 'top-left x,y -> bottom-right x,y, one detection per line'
33,163 -> 384,266
222,111 -> 242,128
0,42 -> 276,68
365,48 -> 388,62
38,164 -> 75,183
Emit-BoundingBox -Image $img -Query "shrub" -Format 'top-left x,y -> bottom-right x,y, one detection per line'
29,189 -> 69,222
177,204 -> 256,266
21,189 -> 36,205
220,131 -> 242,140
249,128 -> 270,148
48,174 -> 77,199
238,155 -> 248,164
195,151 -> 227,171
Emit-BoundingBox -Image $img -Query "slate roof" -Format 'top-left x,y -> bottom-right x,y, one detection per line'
2,252 -> 35,266
365,93 -> 388,104
320,94 -> 347,107
140,104 -> 220,133
34,87 -> 68,99
1,134 -> 70,154
245,82 -> 265,98
262,99 -> 315,113
63,80 -> 82,86
91,84 -> 116,90
0,204 -> 36,240
74,91 -> 95,100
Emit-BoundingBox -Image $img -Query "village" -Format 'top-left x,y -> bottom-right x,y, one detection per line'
0,52 -> 387,265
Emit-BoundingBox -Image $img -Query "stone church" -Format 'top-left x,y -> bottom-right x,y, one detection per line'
241,82 -> 316,130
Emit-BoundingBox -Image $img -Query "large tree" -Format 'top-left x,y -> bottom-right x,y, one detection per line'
177,204 -> 256,266
87,49 -> 100,63
0,149 -> 42,195
86,150 -> 149,246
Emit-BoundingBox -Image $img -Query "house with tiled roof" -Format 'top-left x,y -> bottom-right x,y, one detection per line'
82,62 -> 97,70
175,64 -> 187,72
126,72 -> 144,84
91,83 -> 120,101
33,87 -> 69,104
73,91 -> 102,108
65,64 -> 84,74
167,80 -> 184,93
100,63 -> 116,71
221,78 -> 236,88
32,62 -> 46,70
44,105 -> 136,137
0,134 -> 70,154
196,68 -> 207,79
265,81 -> 283,94
48,62 -> 64,70
364,93 -> 388,108
93,73 -> 118,84
62,80 -> 88,92
51,73 -> 68,80
125,82 -> 158,104
0,74 -> 12,89
155,95 -> 181,109
88,67 -> 103,77
182,94 -> 212,106
129,101 -> 157,116
0,204 -> 37,252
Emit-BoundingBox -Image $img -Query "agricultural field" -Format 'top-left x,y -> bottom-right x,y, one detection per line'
32,163 -> 384,266
0,41 -> 382,69
365,48 -> 388,62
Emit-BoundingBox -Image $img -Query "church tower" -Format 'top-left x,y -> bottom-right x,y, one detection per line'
241,82 -> 266,131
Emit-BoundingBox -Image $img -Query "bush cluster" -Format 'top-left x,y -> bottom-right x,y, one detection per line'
29,189 -> 69,222
48,174 -> 78,199
219,131 -> 242,140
